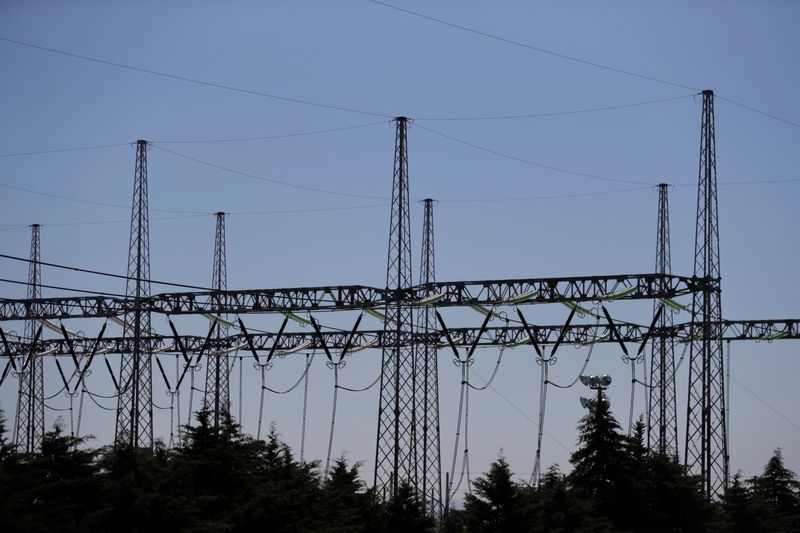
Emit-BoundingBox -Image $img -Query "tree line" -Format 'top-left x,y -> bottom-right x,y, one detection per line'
0,401 -> 797,532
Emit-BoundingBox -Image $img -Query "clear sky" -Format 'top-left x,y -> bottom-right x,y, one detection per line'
1,0 -> 798,494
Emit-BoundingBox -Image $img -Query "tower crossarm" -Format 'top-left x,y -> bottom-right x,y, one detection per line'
0,273 -> 703,321
4,318 -> 795,358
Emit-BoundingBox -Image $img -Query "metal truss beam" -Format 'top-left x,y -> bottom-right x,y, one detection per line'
4,319 -> 796,358
0,273 -> 704,321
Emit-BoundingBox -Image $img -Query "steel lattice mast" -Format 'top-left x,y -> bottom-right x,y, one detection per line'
14,224 -> 43,452
205,212 -> 230,427
685,90 -> 728,497
116,139 -> 154,448
416,198 -> 442,516
648,184 -> 678,457
375,117 -> 416,497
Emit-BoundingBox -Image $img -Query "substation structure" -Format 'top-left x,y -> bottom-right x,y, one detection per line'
1,91 -> 798,507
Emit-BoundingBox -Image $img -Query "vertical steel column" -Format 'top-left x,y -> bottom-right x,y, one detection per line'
374,117 -> 416,497
14,224 -> 43,452
205,212 -> 230,427
648,184 -> 678,457
685,90 -> 728,497
417,198 -> 442,516
116,139 -> 154,448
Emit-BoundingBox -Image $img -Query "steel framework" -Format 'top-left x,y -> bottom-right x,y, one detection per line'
116,139 -> 153,448
13,224 -> 43,452
204,212 -> 230,427
648,184 -> 678,457
416,198 -> 442,516
3,319 -> 799,357
1,93 -> 798,501
686,90 -> 727,497
375,116 -> 416,497
0,273 -> 704,321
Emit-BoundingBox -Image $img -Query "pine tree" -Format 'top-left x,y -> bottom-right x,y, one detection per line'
568,390 -> 628,523
463,455 -> 527,532
749,448 -> 800,531
384,481 -> 436,533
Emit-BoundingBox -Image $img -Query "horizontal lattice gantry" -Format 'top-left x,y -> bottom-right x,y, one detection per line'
3,319 -> 797,357
0,273 -> 704,321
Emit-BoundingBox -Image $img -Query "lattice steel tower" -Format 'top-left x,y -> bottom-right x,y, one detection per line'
375,117 -> 416,497
648,184 -> 678,458
685,90 -> 728,497
116,139 -> 154,448
416,198 -> 442,516
205,212 -> 230,427
14,224 -> 43,452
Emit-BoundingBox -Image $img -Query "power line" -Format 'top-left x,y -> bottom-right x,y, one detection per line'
154,120 -> 390,144
0,214 -> 207,232
0,122 -> 390,157
0,36 -> 393,119
0,277 -> 128,298
415,123 -> 653,186
0,182 -> 208,214
438,185 -> 651,203
717,95 -> 800,129
730,374 -> 800,434
367,1 -> 800,130
0,143 -> 130,158
415,93 -> 696,121
0,252 -> 213,292
153,145 -> 391,200
366,0 -> 699,92
226,204 -> 387,216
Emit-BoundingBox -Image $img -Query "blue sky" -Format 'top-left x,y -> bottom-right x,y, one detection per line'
1,0 -> 798,491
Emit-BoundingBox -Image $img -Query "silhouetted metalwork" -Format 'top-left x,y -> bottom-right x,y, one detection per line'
685,90 -> 728,497
0,99 -> 797,500
416,198 -> 442,516
14,224 -> 43,452
5,318 -> 799,358
648,184 -> 678,458
375,116 -> 416,497
205,212 -> 230,427
116,139 -> 153,448
0,274 -> 703,321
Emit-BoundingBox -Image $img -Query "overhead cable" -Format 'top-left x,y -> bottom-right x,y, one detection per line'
0,36 -> 393,119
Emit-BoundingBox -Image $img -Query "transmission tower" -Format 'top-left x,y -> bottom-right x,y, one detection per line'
205,212 -> 230,427
416,198 -> 442,516
14,224 -> 44,452
116,139 -> 154,448
685,90 -> 728,497
648,184 -> 678,458
375,117 -> 416,497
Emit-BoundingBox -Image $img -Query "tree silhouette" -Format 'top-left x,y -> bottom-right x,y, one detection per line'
462,454 -> 527,532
